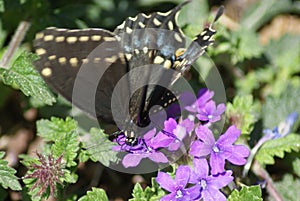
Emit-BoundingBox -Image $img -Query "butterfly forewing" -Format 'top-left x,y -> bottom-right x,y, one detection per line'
34,28 -> 129,122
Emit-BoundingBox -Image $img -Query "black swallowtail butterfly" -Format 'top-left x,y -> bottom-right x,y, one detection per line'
34,1 -> 224,145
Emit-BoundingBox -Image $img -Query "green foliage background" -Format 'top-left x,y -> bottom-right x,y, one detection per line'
0,0 -> 300,200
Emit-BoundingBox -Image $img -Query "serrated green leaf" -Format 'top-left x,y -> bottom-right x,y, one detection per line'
130,178 -> 165,201
273,174 -> 300,201
0,52 -> 55,105
36,117 -> 79,167
0,151 -> 22,191
78,187 -> 108,201
51,130 -> 79,167
82,127 -> 119,167
36,117 -> 78,141
230,29 -> 263,64
256,134 -> 300,165
228,185 -> 262,201
226,95 -> 260,135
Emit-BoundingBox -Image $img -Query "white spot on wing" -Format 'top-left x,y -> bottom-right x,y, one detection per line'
153,18 -> 162,26
168,21 -> 174,30
174,33 -> 183,43
138,22 -> 145,28
153,56 -> 164,64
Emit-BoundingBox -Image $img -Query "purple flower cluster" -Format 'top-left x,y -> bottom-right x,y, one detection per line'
113,88 -> 250,200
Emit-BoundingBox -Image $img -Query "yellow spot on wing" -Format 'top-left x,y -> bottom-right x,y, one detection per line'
36,32 -> 44,39
36,48 -> 46,55
48,55 -> 56,60
55,36 -> 65,42
66,36 -> 78,43
41,67 -> 52,77
58,57 -> 67,65
69,57 -> 79,67
79,36 -> 89,42
91,35 -> 101,41
44,35 -> 54,41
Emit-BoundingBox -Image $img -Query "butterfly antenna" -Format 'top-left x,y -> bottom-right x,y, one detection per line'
211,6 -> 224,28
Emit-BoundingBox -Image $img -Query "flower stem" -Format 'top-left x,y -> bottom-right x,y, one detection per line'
0,21 -> 31,68
252,160 -> 284,201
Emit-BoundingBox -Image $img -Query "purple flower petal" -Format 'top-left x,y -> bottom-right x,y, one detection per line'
156,172 -> 176,192
217,125 -> 241,145
210,152 -> 226,175
195,126 -> 215,145
151,132 -> 174,149
175,166 -> 191,187
208,171 -> 233,189
148,152 -> 168,163
202,186 -> 227,201
122,154 -> 145,168
190,141 -> 212,157
160,193 -> 177,201
226,145 -> 249,165
180,118 -> 194,133
193,158 -> 209,178
164,118 -> 177,133
143,128 -> 157,141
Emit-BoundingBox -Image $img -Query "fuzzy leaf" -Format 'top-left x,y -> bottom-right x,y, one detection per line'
78,187 -> 108,201
256,134 -> 300,165
262,86 -> 300,129
228,185 -> 262,201
0,52 -> 55,105
82,127 -> 119,167
273,174 -> 300,201
130,178 -> 165,201
226,95 -> 260,135
0,152 -> 22,191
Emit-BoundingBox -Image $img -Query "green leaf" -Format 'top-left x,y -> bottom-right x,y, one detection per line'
36,117 -> 79,167
130,178 -> 165,201
0,0 -> 4,12
226,95 -> 260,135
273,174 -> 300,201
262,85 -> 300,129
0,52 -> 56,105
231,28 -> 263,64
82,127 -> 119,167
78,187 -> 108,201
292,158 -> 300,177
228,185 -> 263,201
36,117 -> 78,141
241,0 -> 299,30
0,151 -> 22,191
256,133 -> 300,165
